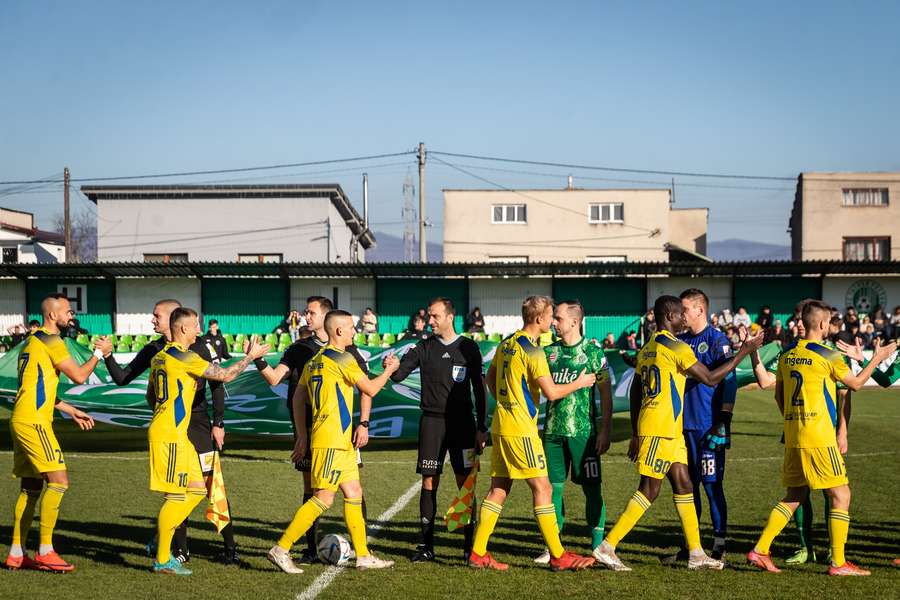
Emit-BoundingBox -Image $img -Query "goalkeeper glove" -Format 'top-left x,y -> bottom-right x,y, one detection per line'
702,411 -> 733,451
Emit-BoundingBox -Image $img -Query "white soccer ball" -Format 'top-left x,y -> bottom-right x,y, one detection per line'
317,533 -> 353,566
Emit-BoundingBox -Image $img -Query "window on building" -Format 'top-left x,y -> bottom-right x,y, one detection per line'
842,188 -> 889,206
585,255 -> 627,263
2,247 -> 18,263
487,255 -> 528,264
144,253 -> 188,263
237,253 -> 283,263
842,237 -> 891,261
491,204 -> 527,224
588,203 -> 625,223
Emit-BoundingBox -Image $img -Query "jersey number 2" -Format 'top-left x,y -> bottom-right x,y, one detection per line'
789,371 -> 804,406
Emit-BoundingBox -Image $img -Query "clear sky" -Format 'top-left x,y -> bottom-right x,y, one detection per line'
2,1 -> 898,247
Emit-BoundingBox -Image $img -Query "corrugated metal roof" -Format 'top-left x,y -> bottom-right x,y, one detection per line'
1,260 -> 898,279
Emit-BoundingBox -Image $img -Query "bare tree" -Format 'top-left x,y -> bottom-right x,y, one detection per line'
53,210 -> 97,262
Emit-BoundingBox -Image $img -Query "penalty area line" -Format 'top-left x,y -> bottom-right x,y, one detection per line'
294,479 -> 421,600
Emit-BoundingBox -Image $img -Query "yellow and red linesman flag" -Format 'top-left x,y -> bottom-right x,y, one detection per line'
205,452 -> 231,533
444,458 -> 479,532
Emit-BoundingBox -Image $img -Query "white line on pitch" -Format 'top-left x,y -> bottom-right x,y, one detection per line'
295,479 -> 421,600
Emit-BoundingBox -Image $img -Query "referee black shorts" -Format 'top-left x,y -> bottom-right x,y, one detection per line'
187,415 -> 216,476
417,413 -> 476,476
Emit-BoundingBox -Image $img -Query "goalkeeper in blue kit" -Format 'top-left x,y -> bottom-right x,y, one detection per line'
671,289 -> 737,561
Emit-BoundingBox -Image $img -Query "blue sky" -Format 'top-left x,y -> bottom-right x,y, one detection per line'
2,1 -> 898,246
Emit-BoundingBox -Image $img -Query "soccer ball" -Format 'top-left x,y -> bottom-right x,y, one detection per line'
317,533 -> 353,566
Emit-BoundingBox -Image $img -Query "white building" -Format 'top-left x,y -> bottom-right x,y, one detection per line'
82,184 -> 376,263
0,208 -> 66,264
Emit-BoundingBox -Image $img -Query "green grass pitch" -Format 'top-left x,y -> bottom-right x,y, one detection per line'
1,388 -> 898,599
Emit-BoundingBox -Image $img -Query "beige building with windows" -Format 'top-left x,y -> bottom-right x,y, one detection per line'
790,172 -> 900,261
442,187 -> 708,263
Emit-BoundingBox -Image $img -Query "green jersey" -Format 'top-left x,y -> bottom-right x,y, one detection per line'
862,352 -> 900,387
543,337 -> 609,438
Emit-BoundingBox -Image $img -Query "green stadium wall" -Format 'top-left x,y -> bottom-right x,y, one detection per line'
202,278 -> 289,334
26,279 -> 115,334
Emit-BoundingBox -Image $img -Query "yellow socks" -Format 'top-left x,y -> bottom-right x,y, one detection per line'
472,499 -> 503,555
828,509 -> 850,566
605,491 -> 651,548
278,496 -> 328,551
673,493 -> 702,551
11,489 -> 41,556
38,484 -> 67,554
755,502 -> 794,554
534,504 -> 565,559
157,488 -> 206,563
343,498 -> 369,557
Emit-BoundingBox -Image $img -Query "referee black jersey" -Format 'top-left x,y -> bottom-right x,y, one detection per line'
189,337 -> 225,424
391,335 -> 486,429
104,337 -> 167,385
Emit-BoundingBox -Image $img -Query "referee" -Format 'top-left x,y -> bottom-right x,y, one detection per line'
389,297 -> 487,563
251,295 -> 371,563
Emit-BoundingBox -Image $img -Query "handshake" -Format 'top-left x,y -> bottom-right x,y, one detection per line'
380,352 -> 400,374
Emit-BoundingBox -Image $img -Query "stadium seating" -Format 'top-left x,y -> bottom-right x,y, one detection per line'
367,333 -> 382,346
115,341 -> 130,353
223,333 -> 234,347
118,334 -> 133,346
277,342 -> 289,352
381,333 -> 396,345
76,334 -> 90,347
279,333 -> 292,346
135,334 -> 149,345
264,333 -> 278,346
488,333 -> 502,342
235,333 -> 247,345
353,333 -> 367,346
131,341 -> 145,352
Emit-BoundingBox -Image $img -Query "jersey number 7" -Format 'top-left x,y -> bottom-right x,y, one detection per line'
310,375 -> 323,410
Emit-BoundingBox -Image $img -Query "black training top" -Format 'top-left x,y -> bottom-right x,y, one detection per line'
104,337 -> 167,385
391,335 -> 486,429
278,336 -> 369,407
190,337 -> 225,424
199,331 -> 232,361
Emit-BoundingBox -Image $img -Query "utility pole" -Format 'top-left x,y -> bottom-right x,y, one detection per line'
417,142 -> 426,262
63,167 -> 71,262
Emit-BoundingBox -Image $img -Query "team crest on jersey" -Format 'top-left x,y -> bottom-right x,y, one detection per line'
697,341 -> 709,354
548,351 -> 558,362
451,365 -> 467,382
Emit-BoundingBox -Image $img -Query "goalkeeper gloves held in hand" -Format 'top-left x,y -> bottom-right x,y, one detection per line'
702,411 -> 733,451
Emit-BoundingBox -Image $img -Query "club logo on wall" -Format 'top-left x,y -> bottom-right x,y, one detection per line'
845,279 -> 887,314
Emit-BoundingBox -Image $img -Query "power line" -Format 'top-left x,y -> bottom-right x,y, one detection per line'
0,151 -> 416,185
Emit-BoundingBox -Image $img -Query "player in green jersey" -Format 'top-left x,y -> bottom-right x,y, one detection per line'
533,300 -> 613,563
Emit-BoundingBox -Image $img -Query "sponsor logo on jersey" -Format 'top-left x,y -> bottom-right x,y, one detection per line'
451,365 -> 467,382
442,352 -> 451,359
548,351 -> 558,362
551,367 -> 582,384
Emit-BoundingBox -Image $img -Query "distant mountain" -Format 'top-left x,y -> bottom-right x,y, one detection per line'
707,238 -> 790,261
366,231 -> 443,262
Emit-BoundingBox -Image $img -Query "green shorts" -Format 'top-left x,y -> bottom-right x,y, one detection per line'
544,434 -> 601,485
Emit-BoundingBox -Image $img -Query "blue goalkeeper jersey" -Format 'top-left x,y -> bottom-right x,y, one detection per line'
677,325 -> 737,432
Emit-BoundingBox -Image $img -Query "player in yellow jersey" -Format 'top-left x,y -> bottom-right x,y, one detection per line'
746,300 -> 897,576
594,295 -> 763,572
148,307 -> 269,575
267,310 -> 400,574
5,293 -> 111,572
468,295 -> 597,572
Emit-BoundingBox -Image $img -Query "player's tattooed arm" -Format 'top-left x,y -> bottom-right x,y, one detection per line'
205,336 -> 270,382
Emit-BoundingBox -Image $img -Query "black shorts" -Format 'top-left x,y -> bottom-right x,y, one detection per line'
187,415 -> 215,475
417,414 -> 476,476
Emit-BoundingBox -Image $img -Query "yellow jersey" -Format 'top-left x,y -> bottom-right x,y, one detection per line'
777,339 -> 850,448
490,330 -> 551,438
635,330 -> 698,439
11,329 -> 72,425
299,345 -> 365,450
148,343 -> 209,443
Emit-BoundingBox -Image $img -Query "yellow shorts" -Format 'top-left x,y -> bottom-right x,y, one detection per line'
310,447 -> 360,491
782,446 -> 848,490
636,435 -> 687,479
11,421 -> 66,478
149,439 -> 204,494
490,435 -> 547,480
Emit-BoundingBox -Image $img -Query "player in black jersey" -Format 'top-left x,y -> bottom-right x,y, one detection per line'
251,295 -> 371,563
101,299 -> 240,564
389,297 -> 487,563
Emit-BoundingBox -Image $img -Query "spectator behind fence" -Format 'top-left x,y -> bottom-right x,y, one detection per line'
733,306 -> 752,328
872,306 -> 888,337
407,307 -> 427,332
200,319 -> 232,361
767,319 -> 787,347
402,314 -> 430,340
359,307 -> 378,334
601,332 -> 615,349
844,306 -> 860,330
6,323 -> 29,347
719,308 -> 734,327
756,305 -> 773,329
464,307 -> 485,333
640,308 -> 656,345
890,305 -> 900,338
625,330 -> 638,351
